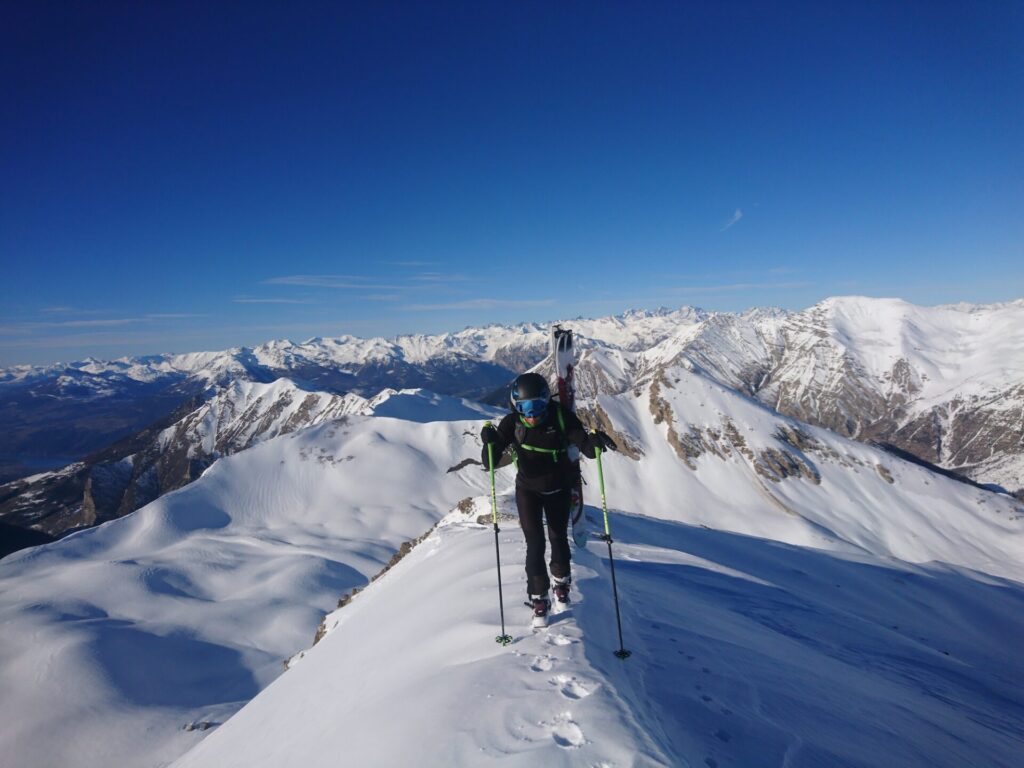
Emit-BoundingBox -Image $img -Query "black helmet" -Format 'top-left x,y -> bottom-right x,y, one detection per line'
510,372 -> 551,418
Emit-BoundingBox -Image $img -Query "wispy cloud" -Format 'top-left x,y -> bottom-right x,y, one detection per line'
410,272 -> 472,283
263,275 -> 405,290
17,318 -> 139,330
403,298 -> 556,311
720,209 -> 744,232
232,297 -> 316,305
0,314 -> 206,336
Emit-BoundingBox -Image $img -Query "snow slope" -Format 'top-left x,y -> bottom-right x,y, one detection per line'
0,391 -> 502,768
172,509 -> 1024,768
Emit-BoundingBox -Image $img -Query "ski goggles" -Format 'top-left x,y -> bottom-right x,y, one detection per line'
514,397 -> 548,419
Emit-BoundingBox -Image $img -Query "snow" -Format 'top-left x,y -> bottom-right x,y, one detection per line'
367,388 -> 504,422
1,313 -> 1022,767
154,378 -> 373,456
173,447 -> 1024,767
817,296 -> 1024,405
0,395 -> 496,768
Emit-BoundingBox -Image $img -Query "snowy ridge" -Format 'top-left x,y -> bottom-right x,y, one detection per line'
156,378 -> 372,457
172,502 -> 1024,768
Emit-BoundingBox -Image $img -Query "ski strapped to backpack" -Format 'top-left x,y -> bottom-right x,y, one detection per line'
551,325 -> 588,548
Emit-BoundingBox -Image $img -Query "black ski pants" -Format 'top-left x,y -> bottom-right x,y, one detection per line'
515,485 -> 571,597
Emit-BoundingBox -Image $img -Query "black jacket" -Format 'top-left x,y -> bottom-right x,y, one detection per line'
482,403 -> 596,493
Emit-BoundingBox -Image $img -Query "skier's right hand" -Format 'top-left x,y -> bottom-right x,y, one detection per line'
591,430 -> 618,452
481,424 -> 498,444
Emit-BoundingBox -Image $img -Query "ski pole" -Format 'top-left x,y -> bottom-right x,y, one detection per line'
594,444 -> 631,660
486,424 -> 513,646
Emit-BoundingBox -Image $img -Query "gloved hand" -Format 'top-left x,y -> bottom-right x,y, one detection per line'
591,430 -> 618,452
481,424 -> 498,444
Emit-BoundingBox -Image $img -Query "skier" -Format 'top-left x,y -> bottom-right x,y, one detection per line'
481,372 -> 617,625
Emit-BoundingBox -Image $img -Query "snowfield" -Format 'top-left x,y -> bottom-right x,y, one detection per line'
1,374 -> 1022,767
0,392 -> 501,768
172,507 -> 1024,768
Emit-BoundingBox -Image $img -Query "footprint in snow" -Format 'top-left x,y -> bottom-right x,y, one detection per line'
546,633 -> 575,647
549,674 -> 593,700
530,655 -> 555,672
549,713 -> 585,748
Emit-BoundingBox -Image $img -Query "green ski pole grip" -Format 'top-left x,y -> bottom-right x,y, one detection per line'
595,442 -> 611,538
485,421 -> 499,525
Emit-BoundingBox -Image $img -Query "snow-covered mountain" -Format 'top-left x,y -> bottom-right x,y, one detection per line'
2,297 -> 1021,549
0,380 -> 370,540
1,359 -> 1021,767
676,297 -> 1024,497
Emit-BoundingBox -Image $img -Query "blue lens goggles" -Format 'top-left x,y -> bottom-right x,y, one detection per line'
514,397 -> 548,418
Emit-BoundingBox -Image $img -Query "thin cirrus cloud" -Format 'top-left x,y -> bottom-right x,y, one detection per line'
0,314 -> 206,336
232,297 -> 316,305
263,275 -> 406,290
403,298 -> 556,311
409,272 -> 472,283
385,260 -> 436,268
720,209 -> 744,232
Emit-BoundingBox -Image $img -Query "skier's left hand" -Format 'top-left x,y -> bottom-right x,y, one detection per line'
591,430 -> 618,452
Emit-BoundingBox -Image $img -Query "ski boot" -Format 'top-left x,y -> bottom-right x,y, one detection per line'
529,594 -> 551,628
553,576 -> 571,605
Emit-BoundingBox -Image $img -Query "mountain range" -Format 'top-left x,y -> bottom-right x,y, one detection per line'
2,296 -> 1021,551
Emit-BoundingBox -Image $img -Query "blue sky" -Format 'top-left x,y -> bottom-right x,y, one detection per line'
2,1 -> 1021,366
